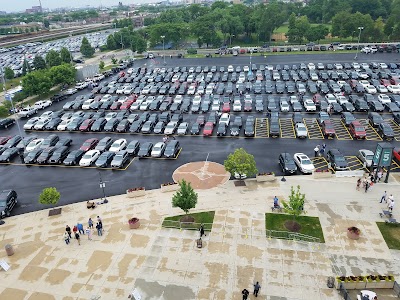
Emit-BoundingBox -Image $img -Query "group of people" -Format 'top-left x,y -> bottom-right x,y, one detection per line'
63,216 -> 104,245
242,282 -> 261,299
356,169 -> 385,193
314,144 -> 327,158
380,191 -> 395,211
162,135 -> 175,143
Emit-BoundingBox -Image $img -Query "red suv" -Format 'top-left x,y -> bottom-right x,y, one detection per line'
203,122 -> 214,136
321,120 -> 336,138
349,121 -> 366,139
79,119 -> 95,132
80,138 -> 99,151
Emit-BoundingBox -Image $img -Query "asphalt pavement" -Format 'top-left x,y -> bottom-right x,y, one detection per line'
1,52 -> 400,216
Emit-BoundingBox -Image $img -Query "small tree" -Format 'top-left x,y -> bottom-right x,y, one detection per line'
80,37 -> 95,58
281,185 -> 305,232
4,67 -> 14,80
172,179 -> 198,219
60,47 -> 72,64
99,61 -> 105,70
224,148 -> 258,179
111,58 -> 117,65
39,187 -> 60,205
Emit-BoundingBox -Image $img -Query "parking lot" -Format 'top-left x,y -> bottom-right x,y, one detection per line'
1,53 -> 400,216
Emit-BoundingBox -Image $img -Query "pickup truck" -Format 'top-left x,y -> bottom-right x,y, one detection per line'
18,107 -> 37,118
93,73 -> 105,82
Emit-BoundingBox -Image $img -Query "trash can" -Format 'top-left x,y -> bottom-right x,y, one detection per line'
5,244 -> 14,256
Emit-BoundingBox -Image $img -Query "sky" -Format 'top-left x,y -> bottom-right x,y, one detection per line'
2,0 -> 154,13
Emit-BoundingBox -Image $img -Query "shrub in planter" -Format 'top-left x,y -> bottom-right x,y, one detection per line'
127,187 -> 145,193
366,275 -> 380,288
126,187 -> 146,198
347,226 -> 361,240
128,217 -> 140,229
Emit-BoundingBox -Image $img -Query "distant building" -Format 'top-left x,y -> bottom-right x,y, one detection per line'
0,11 -> 7,15
26,6 -> 42,14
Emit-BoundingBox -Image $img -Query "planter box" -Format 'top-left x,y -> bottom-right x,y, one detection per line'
344,281 -> 357,290
256,174 -> 275,182
365,281 -> 380,289
382,280 -> 395,288
313,171 -> 334,179
355,280 -> 366,289
161,184 -> 179,193
129,219 -> 140,229
126,189 -> 146,198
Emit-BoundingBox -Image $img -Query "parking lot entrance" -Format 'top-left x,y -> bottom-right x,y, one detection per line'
303,118 -> 324,139
331,119 -> 353,140
255,118 -> 269,138
279,119 -> 296,138
359,119 -> 383,141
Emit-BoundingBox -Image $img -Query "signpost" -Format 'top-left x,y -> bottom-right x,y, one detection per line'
373,143 -> 394,183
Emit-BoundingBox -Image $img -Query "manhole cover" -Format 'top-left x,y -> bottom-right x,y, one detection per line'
48,208 -> 62,216
234,181 -> 246,187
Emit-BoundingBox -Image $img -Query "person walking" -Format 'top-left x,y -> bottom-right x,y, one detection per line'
380,191 -> 387,203
377,169 -> 383,182
242,288 -> 250,300
253,281 -> 261,297
72,225 -> 78,235
75,232 -> 81,245
96,222 -> 103,236
314,145 -> 320,158
199,224 -> 205,238
356,178 -> 361,191
365,181 -> 370,193
388,198 -> 395,212
64,232 -> 70,245
88,218 -> 93,229
77,222 -> 84,235
66,225 -> 72,238
86,227 -> 92,240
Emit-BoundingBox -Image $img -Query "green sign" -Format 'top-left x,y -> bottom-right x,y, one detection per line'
373,144 -> 393,167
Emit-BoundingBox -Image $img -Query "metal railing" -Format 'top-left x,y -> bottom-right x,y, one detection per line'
162,220 -> 212,231
266,229 -> 321,243
394,281 -> 400,297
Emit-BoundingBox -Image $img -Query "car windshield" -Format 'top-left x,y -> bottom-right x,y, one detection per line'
366,155 -> 374,160
153,146 -> 162,151
0,200 -> 6,207
301,159 -> 311,165
335,156 -> 346,162
355,127 -> 365,131
83,153 -> 92,159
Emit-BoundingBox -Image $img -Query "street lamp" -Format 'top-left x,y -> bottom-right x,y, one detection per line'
354,26 -> 364,60
98,171 -> 107,202
161,35 -> 166,65
230,34 -> 235,46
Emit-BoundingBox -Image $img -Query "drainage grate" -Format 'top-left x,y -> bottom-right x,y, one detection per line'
234,181 -> 246,187
48,208 -> 62,216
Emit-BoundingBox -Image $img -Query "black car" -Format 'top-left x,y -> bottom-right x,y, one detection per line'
95,137 -> 113,153
244,122 -> 255,137
129,120 -> 142,133
269,119 -> 280,137
0,190 -> 17,218
292,112 -> 303,124
116,119 -> 130,133
369,100 -> 384,112
341,112 -> 356,126
190,123 -> 200,135
378,123 -> 394,140
45,117 -> 62,130
279,153 -> 297,174
126,140 -> 140,156
394,113 -> 400,125
55,139 -> 72,148
354,99 -> 369,112
153,121 -> 165,134
111,150 -> 129,168
341,102 -> 355,112
385,102 -> 400,113
24,148 -> 43,164
104,118 -> 119,132
164,141 -> 180,158
91,118 -> 107,132
40,134 -> 59,149
0,147 -> 19,162
230,125 -> 240,136
331,102 -> 343,114
368,112 -> 384,127
36,147 -> 56,164
63,150 -> 85,166
95,151 -> 115,168
49,146 -> 70,164
326,149 -> 348,171
0,118 -> 15,129
217,124 -> 227,136
66,117 -> 84,131
4,135 -> 22,148
138,142 -> 153,158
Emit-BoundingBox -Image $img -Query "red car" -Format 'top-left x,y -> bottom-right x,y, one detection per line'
79,119 -> 95,132
0,136 -> 12,145
349,121 -> 366,139
222,102 -> 231,112
390,78 -> 400,85
321,120 -> 336,138
120,100 -> 134,110
393,148 -> 400,162
349,79 -> 359,88
380,79 -> 391,87
203,122 -> 214,136
127,95 -> 137,102
80,138 -> 99,151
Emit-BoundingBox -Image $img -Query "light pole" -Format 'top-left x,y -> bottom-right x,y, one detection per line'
98,171 -> 107,202
161,35 -> 166,65
230,34 -> 235,46
354,26 -> 364,60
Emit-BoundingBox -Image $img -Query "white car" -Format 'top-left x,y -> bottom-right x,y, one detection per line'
187,85 -> 196,95
151,142 -> 166,158
75,81 -> 88,90
359,80 -> 370,88
227,65 -> 234,73
25,139 -> 44,152
387,85 -> 400,94
105,112 -> 117,121
33,118 -> 51,130
211,102 -> 220,111
177,122 -> 188,135
310,73 -> 318,81
219,113 -> 230,126
317,63 -> 324,70
93,73 -> 105,82
361,47 -> 372,54
336,96 -> 348,105
23,117 -> 40,130
79,150 -> 101,167
293,153 -> 315,174
280,100 -> 289,112
357,149 -> 374,167
337,81 -> 346,88
352,62 -> 360,69
360,62 -> 370,69
304,100 -> 316,112
116,86 -> 125,94
123,86 -> 134,95
325,94 -> 337,104
174,95 -> 183,104
57,118 -> 74,131
334,63 -> 343,69
109,139 -> 127,152
65,88 -> 78,95
33,100 -> 52,110
164,122 -> 177,135
243,66 -> 250,72
101,94 -> 112,102
295,123 -> 307,138
233,100 -> 242,112
192,95 -> 202,105
40,111 -> 54,119
364,85 -> 377,94
377,94 -> 391,104
187,75 -> 194,83
379,63 -> 388,69
18,107 -> 37,118
307,63 -> 315,70
376,85 -> 388,93
82,99 -> 95,110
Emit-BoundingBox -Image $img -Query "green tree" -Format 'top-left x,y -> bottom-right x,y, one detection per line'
48,64 -> 76,86
106,34 -> 117,50
99,61 -> 105,70
39,187 -> 60,205
33,55 -> 46,70
21,59 -> 31,75
286,15 -> 310,43
224,148 -> 258,179
111,58 -> 117,65
305,25 -> 329,42
281,185 -> 305,225
22,70 -> 53,96
46,50 -> 61,67
4,67 -> 14,80
43,19 -> 50,28
172,179 -> 198,215
60,47 -> 72,64
80,37 -> 95,57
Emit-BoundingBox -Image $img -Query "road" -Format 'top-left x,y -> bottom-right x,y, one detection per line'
1,52 -> 399,216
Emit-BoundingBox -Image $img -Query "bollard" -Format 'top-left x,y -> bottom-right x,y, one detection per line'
5,244 -> 14,256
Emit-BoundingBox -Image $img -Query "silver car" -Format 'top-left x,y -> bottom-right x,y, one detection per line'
357,149 -> 374,167
295,123 -> 308,139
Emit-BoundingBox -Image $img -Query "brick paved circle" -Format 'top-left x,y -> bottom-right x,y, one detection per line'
172,161 -> 230,189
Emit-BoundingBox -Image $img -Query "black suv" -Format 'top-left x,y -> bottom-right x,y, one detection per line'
279,153 -> 297,174
326,149 -> 349,171
0,118 -> 15,129
0,190 -> 17,218
164,140 -> 181,158
368,112 -> 384,127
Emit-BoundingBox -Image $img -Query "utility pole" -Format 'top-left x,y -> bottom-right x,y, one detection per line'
354,26 -> 364,60
161,35 -> 166,65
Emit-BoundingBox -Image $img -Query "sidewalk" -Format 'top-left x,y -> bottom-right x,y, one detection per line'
0,174 -> 399,299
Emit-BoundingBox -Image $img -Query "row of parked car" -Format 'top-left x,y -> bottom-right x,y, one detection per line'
0,134 -> 182,167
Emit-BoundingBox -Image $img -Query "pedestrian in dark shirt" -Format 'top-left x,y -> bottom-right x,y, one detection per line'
253,282 -> 261,297
66,225 -> 72,238
242,288 -> 249,300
